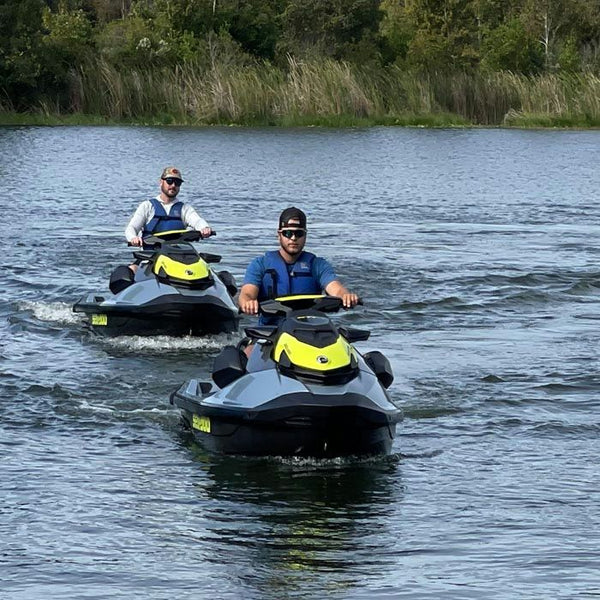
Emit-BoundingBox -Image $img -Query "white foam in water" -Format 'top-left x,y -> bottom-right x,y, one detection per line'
20,301 -> 83,325
79,399 -> 116,414
103,333 -> 241,352
79,400 -> 172,416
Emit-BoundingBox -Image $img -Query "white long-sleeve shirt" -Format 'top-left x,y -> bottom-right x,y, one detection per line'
124,195 -> 210,241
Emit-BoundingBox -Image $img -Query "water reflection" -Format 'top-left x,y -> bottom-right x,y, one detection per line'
187,444 -> 404,595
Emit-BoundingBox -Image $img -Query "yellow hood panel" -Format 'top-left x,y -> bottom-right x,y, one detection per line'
153,255 -> 210,280
274,332 -> 354,371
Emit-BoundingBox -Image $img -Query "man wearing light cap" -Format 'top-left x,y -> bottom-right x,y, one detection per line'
125,166 -> 212,247
239,207 -> 359,321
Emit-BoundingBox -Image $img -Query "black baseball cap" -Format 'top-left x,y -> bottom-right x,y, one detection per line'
279,207 -> 307,229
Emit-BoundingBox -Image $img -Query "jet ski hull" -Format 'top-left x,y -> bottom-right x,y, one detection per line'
171,375 -> 402,457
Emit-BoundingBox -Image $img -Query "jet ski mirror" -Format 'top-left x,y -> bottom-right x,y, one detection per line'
259,300 -> 292,317
140,235 -> 165,250
178,230 -> 216,242
311,296 -> 363,313
313,296 -> 344,312
244,325 -> 278,341
199,253 -> 222,264
109,265 -> 135,294
179,230 -> 202,242
132,250 -> 155,262
338,326 -> 371,343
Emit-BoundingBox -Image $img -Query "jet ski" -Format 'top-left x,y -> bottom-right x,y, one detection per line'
170,295 -> 402,457
73,230 -> 239,336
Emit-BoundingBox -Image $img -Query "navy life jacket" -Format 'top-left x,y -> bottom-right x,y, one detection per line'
258,250 -> 320,325
142,198 -> 185,237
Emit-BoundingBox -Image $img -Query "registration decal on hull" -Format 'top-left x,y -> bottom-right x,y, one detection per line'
192,414 -> 211,433
91,314 -> 108,326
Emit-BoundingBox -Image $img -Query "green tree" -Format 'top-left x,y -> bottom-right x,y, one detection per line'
87,0 -> 133,22
521,0 -> 598,70
379,0 -> 413,63
0,0 -> 47,106
94,15 -> 166,66
557,35 -> 580,71
279,0 -> 383,62
480,17 -> 543,73
217,0 -> 285,60
41,3 -> 94,84
402,0 -> 479,70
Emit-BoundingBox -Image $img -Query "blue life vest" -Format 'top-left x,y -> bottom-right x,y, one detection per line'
258,250 -> 320,325
142,198 -> 185,237
259,250 -> 320,299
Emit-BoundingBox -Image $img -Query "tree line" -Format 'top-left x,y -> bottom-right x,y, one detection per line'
2,0 -> 599,115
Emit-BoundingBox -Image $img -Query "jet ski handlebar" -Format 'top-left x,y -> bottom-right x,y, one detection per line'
129,229 -> 216,247
259,295 -> 362,317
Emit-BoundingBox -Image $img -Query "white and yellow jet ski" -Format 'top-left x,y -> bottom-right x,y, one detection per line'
170,295 -> 402,457
73,230 -> 239,336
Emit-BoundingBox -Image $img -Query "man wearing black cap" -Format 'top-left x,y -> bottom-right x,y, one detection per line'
239,207 -> 359,321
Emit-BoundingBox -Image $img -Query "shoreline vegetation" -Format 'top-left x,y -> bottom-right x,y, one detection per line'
3,1 -> 600,129
2,60 -> 599,129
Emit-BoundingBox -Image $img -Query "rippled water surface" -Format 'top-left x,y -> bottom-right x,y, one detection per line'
1,126 -> 599,599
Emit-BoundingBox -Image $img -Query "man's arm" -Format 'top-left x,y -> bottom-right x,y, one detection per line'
125,201 -> 151,246
238,257 -> 264,315
182,205 -> 211,237
314,257 -> 359,308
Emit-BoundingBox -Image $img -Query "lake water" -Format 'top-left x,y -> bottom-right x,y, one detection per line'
1,125 -> 599,599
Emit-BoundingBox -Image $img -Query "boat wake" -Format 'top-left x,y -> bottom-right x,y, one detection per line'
240,453 -> 403,468
18,300 -> 83,325
100,332 -> 241,352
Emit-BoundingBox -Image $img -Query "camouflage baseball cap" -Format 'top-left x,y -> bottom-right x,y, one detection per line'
161,166 -> 184,181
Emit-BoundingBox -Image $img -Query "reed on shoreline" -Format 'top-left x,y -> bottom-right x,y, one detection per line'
2,58 -> 599,128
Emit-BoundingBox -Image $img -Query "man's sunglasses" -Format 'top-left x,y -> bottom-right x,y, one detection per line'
280,229 -> 306,239
163,177 -> 182,186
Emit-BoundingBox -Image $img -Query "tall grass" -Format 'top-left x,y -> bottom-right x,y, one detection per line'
3,57 -> 599,127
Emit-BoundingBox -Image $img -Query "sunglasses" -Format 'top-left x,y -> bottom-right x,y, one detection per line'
280,229 -> 306,239
163,177 -> 182,186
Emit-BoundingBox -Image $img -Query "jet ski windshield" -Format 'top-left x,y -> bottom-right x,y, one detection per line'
279,312 -> 339,347
160,244 -> 199,264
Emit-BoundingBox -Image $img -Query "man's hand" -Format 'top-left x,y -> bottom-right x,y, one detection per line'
324,281 -> 359,309
130,236 -> 143,247
200,227 -> 212,238
238,284 -> 260,315
240,299 -> 259,315
340,292 -> 359,308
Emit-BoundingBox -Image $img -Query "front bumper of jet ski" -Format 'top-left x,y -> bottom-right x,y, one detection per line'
170,377 -> 403,457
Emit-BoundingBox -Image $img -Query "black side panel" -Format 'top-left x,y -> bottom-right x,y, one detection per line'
364,351 -> 394,389
109,266 -> 134,294
216,270 -> 238,296
213,346 -> 248,388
